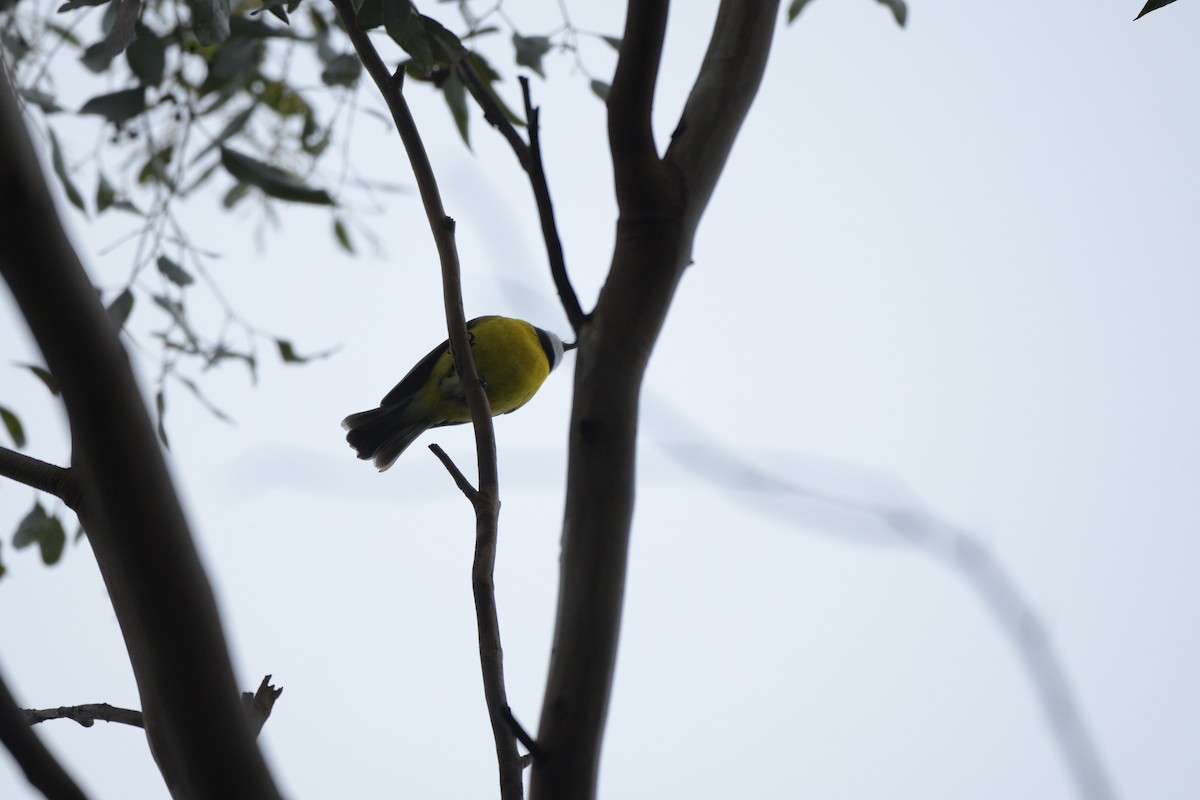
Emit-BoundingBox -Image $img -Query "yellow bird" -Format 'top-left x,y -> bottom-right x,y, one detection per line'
342,316 -> 567,471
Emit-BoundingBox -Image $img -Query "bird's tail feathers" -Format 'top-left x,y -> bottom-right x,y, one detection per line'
342,408 -> 431,472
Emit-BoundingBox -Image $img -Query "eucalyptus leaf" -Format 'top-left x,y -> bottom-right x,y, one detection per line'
157,255 -> 195,287
18,88 -> 63,113
0,406 -> 25,449
101,0 -> 139,58
512,33 -> 551,78
321,53 -> 362,87
442,68 -> 469,146
126,22 -> 165,85
188,0 -> 231,45
219,146 -> 334,205
106,288 -> 135,331
18,363 -> 60,396
79,86 -> 146,125
333,218 -> 354,253
96,173 -> 115,212
876,0 -> 907,27
48,129 -> 85,212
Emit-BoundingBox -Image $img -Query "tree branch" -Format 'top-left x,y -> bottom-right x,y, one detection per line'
607,0 -> 675,216
519,77 -> 585,333
240,675 -> 283,737
0,60 -> 281,800
0,447 -> 79,508
456,62 -> 585,332
665,0 -> 780,254
429,443 -> 479,501
25,704 -> 145,729
327,5 -> 522,797
532,4 -> 781,799
0,667 -> 89,800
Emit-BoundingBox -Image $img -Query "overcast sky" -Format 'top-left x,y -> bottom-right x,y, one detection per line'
2,2 -> 1198,798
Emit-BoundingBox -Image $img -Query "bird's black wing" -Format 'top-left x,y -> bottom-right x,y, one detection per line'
379,337 -> 450,407
378,317 -> 495,407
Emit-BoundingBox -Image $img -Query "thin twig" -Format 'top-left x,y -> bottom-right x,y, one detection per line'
326,4 -> 521,798
519,76 -> 584,332
456,61 -> 584,332
0,447 -> 79,509
0,668 -> 90,800
240,675 -> 283,737
24,703 -> 145,729
429,443 -> 479,501
455,61 -> 530,161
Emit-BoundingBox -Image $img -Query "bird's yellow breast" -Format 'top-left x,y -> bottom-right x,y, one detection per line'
413,317 -> 551,425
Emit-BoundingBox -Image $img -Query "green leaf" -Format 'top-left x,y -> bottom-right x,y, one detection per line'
219,146 -> 334,205
126,22 -> 165,85
48,129 -> 85,212
18,88 -> 63,113
101,0 -> 139,59
175,376 -> 233,423
601,35 -> 621,51
875,0 -> 906,27
512,33 -> 552,78
589,79 -> 610,101
106,287 -> 135,331
96,173 -> 115,212
13,504 -> 44,548
47,23 -> 83,46
80,41 -> 114,72
157,255 -> 195,287
384,2 -> 432,72
196,104 -> 255,158
13,503 -> 66,565
442,68 -> 469,146
1136,0 -> 1178,18
333,218 -> 354,253
155,389 -> 169,447
320,53 -> 362,87
137,145 -> 174,187
222,181 -> 253,208
0,406 -> 25,448
353,0 -> 383,31
786,0 -> 815,23
37,517 -> 66,564
258,80 -> 309,117
57,0 -> 109,11
78,86 -> 146,125
18,363 -> 60,396
420,15 -> 465,63
275,339 -> 308,363
188,0 -> 231,45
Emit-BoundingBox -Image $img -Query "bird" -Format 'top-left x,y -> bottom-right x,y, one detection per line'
342,316 -> 568,471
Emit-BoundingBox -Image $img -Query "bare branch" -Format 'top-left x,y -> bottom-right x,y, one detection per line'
0,58 -> 281,800
429,443 -> 479,501
0,447 -> 78,508
607,0 -> 676,215
665,0 -> 781,250
533,4 -> 781,799
25,704 -> 145,729
456,63 -> 585,333
519,77 -> 585,333
455,62 -> 530,161
326,5 -> 521,797
0,667 -> 90,800
241,675 -> 283,737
